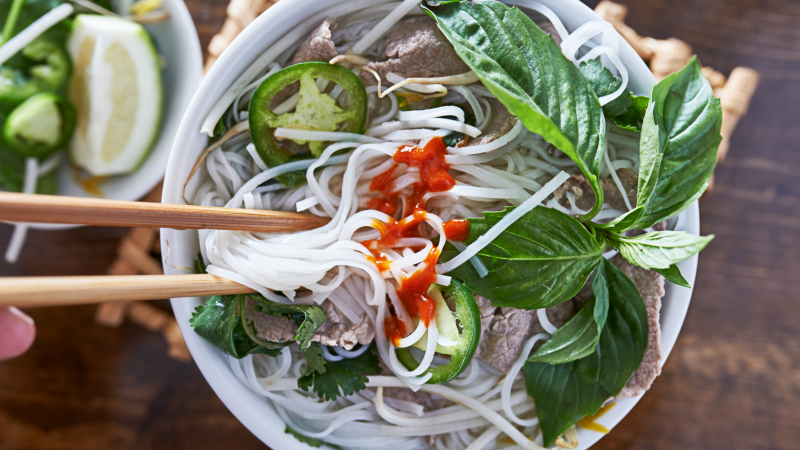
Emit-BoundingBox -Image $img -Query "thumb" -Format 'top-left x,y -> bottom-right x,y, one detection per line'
0,307 -> 36,361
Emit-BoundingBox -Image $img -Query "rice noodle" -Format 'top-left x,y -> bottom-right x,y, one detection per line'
438,171 -> 570,274
274,128 -> 385,143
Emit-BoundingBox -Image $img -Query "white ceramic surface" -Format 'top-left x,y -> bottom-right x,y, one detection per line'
162,1 -> 700,448
28,0 -> 203,230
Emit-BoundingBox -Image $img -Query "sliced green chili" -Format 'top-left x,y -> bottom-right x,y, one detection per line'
248,61 -> 367,187
396,280 -> 481,384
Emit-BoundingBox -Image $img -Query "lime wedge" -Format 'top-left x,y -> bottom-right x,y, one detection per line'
68,14 -> 163,176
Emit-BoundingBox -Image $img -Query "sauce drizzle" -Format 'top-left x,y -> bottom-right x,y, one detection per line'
363,137 -> 456,343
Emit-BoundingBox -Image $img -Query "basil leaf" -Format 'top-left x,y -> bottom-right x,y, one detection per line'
632,57 -> 721,229
613,94 -> 649,131
425,0 -> 606,221
654,264 -> 690,288
440,206 -> 604,309
251,294 -> 327,350
610,231 -> 713,270
529,262 -> 610,364
579,59 -> 631,118
190,295 -> 282,359
524,259 -> 648,446
528,297 -> 599,363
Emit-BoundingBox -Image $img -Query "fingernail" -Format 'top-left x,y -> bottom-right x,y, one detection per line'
0,306 -> 36,361
8,307 -> 34,326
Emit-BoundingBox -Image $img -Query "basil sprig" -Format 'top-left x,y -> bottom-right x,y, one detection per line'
525,259 -> 649,446
598,57 -> 722,232
424,0 -> 606,221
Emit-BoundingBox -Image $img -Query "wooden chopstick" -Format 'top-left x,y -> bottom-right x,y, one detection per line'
0,192 -> 328,232
0,274 -> 256,308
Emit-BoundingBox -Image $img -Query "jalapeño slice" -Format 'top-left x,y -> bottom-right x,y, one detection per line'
248,62 -> 367,187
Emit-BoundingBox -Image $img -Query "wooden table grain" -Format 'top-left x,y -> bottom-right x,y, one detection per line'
1,0 -> 798,449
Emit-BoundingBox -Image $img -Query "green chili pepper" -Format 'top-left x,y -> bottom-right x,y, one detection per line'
3,92 -> 75,158
248,61 -> 368,187
0,39 -> 71,107
396,280 -> 481,384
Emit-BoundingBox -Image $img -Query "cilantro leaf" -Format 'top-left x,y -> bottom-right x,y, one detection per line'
298,344 -> 381,401
190,295 -> 282,359
302,343 -> 327,376
285,424 -> 323,448
252,294 -> 327,350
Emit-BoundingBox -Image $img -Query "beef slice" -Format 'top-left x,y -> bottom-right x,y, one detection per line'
255,299 -> 374,350
364,17 -> 470,84
291,18 -> 338,65
610,255 -> 665,397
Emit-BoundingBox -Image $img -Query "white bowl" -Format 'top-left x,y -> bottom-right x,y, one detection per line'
28,0 -> 203,230
162,1 -> 700,448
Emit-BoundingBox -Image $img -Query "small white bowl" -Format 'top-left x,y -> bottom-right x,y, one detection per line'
162,1 -> 700,448
29,0 -> 203,230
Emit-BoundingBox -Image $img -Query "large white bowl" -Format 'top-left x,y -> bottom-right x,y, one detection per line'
162,1 -> 700,448
29,0 -> 203,230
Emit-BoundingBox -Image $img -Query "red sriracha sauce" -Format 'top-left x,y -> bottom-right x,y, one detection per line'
395,248 -> 440,328
384,315 -> 408,347
367,136 -> 455,215
363,137 -> 456,344
443,218 -> 470,242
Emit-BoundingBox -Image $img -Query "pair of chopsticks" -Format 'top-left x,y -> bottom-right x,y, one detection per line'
0,192 -> 327,307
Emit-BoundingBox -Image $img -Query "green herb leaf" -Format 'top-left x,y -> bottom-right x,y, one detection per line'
251,294 -> 327,350
613,94 -> 649,131
190,295 -> 282,359
524,259 -> 648,446
302,343 -> 327,376
440,206 -> 605,309
579,59 -> 631,118
631,57 -> 721,229
528,297 -> 600,363
425,0 -> 606,221
654,264 -> 690,288
528,261 -> 610,364
193,252 -> 207,274
610,231 -> 713,270
298,344 -> 381,401
285,424 -> 323,448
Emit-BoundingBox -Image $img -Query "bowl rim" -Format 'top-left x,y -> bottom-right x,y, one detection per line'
162,1 -> 699,448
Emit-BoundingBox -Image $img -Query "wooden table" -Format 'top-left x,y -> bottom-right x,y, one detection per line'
1,0 -> 797,448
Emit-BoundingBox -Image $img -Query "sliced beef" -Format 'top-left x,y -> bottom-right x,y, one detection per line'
254,300 -> 374,350
611,254 -> 664,398
363,17 -> 470,84
377,361 -> 452,411
312,300 -> 375,349
536,20 -> 563,46
467,98 -> 517,146
291,18 -> 338,65
553,174 -> 595,211
382,387 -> 451,412
473,294 -> 577,373
553,168 -> 638,212
600,168 -> 638,211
